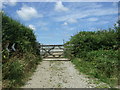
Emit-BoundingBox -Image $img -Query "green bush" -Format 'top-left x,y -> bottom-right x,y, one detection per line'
64,28 -> 118,58
2,13 -> 39,56
71,50 -> 118,87
7,61 -> 24,80
2,12 -> 41,88
2,59 -> 25,87
65,22 -> 119,87
2,53 -> 41,88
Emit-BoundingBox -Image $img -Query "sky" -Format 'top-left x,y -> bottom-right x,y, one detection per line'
1,1 -> 119,45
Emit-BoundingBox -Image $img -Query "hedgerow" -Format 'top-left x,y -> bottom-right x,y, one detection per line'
64,22 -> 119,87
2,12 -> 41,88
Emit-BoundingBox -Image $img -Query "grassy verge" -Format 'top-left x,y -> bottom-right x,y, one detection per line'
71,50 -> 118,88
2,52 -> 42,88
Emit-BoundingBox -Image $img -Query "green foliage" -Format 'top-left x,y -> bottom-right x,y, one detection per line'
4,61 -> 24,80
86,50 -> 118,80
2,13 -> 41,88
65,24 -> 119,87
2,13 -> 38,55
2,52 -> 41,88
65,28 -> 118,58
72,50 -> 118,87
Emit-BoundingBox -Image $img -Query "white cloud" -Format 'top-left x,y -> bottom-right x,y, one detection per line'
54,8 -> 118,22
1,0 -> 17,8
28,24 -> 36,30
8,0 -> 17,6
87,18 -> 98,21
76,3 -> 102,9
63,22 -> 68,26
67,18 -> 77,23
55,13 -> 87,22
62,18 -> 77,26
17,5 -> 43,20
0,0 -> 17,10
55,1 -> 69,12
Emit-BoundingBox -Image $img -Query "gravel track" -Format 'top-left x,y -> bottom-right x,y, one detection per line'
22,60 -> 107,88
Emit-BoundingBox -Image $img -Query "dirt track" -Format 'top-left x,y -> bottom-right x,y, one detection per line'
22,60 -> 108,88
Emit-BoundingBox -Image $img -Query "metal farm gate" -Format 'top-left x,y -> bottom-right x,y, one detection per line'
39,44 -> 65,58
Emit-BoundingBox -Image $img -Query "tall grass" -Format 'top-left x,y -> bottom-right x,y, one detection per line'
71,50 -> 118,87
2,53 -> 41,88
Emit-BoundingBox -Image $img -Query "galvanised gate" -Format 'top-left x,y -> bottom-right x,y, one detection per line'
39,44 -> 65,58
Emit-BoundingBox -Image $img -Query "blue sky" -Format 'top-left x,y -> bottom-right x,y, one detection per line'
2,1 -> 119,44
